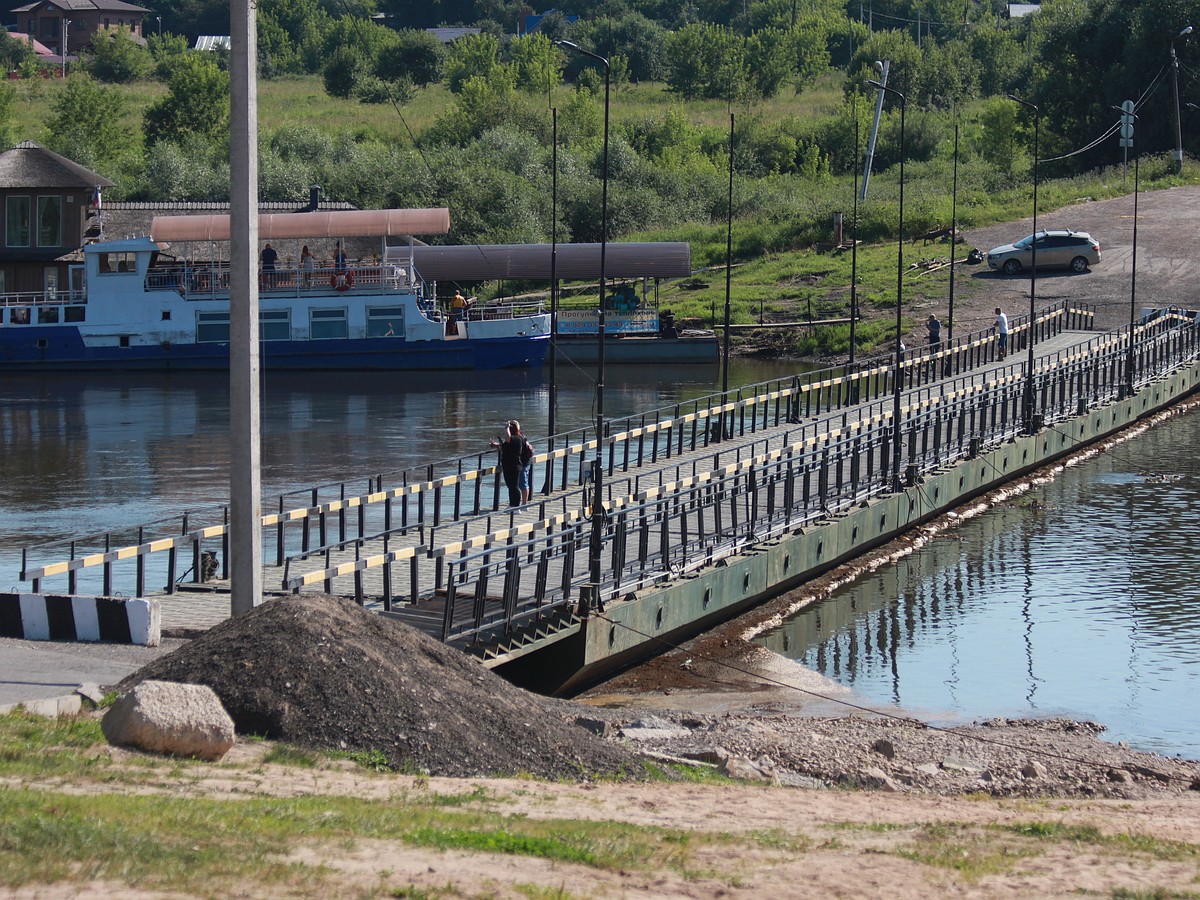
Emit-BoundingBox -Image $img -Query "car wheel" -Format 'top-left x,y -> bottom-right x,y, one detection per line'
1070,256 -> 1090,273
1002,259 -> 1022,275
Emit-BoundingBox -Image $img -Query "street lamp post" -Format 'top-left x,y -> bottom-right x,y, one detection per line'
61,19 -> 70,77
1172,26 -> 1193,174
1007,93 -> 1039,434
867,79 -> 905,492
556,39 -> 609,611
849,97 -> 859,366
948,113 -> 958,350
156,16 -> 162,36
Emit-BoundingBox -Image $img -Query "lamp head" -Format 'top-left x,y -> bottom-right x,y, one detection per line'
555,39 -> 580,51
1181,25 -> 1194,36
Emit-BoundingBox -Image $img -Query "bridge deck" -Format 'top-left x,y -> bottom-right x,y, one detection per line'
148,326 -> 1106,642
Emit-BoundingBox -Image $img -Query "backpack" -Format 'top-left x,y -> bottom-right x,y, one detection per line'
520,437 -> 534,465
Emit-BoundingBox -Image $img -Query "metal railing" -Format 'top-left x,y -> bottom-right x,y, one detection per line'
16,300 -> 1101,604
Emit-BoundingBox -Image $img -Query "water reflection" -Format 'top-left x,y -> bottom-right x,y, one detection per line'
757,408 -> 1200,758
0,359 -> 800,571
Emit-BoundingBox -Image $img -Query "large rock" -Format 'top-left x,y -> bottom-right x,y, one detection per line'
101,680 -> 235,761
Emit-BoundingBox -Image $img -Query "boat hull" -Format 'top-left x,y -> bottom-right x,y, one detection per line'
0,327 -> 550,372
553,334 -> 719,366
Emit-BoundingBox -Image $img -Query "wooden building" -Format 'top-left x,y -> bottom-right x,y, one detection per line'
0,140 -> 112,298
11,0 -> 150,61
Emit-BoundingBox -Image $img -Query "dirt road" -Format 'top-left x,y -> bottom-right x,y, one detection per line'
960,184 -> 1200,333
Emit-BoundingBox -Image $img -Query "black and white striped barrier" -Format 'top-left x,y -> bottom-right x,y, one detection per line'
0,594 -> 160,646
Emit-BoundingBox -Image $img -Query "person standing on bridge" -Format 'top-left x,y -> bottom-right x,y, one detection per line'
490,420 -> 534,507
995,307 -> 1009,360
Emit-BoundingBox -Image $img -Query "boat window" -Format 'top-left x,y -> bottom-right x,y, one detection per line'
367,307 -> 404,337
197,311 -> 230,343
37,196 -> 62,247
260,309 -> 290,341
10,307 -> 29,325
65,306 -> 85,323
5,196 -> 30,248
38,307 -> 59,324
98,252 -> 137,275
310,308 -> 348,340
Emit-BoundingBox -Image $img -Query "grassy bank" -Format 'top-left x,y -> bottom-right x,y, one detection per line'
2,711 -> 1197,897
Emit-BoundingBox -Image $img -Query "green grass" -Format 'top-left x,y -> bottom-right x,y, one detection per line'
1001,821 -> 1200,862
0,786 -> 708,893
0,712 -> 716,894
896,822 -> 1038,880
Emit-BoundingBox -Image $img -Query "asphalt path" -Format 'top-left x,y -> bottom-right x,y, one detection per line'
0,635 -> 183,709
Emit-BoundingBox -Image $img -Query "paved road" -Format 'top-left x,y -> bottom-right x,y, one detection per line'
0,635 -> 182,711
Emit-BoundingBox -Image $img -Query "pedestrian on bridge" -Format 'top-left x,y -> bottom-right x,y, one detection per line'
996,307 -> 1009,360
491,420 -> 534,507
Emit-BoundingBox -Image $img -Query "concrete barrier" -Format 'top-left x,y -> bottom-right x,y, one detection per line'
0,593 -> 160,646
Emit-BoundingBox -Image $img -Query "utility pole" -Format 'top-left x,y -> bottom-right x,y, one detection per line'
229,0 -> 263,615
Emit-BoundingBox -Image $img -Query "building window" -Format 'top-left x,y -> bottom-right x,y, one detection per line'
37,196 -> 62,247
6,196 -> 30,247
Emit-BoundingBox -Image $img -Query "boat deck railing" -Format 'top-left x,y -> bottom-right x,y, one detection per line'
143,259 -> 419,298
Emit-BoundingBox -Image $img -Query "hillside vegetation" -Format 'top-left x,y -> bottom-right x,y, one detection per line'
0,0 -> 1196,352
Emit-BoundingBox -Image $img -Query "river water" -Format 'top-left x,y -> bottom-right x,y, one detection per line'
0,360 -> 791,572
4,365 -> 1199,758
755,404 -> 1200,759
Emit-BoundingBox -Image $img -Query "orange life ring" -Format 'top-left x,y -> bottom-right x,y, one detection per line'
331,271 -> 355,291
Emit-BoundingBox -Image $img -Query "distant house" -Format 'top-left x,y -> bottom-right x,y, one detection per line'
425,27 -> 480,43
5,30 -> 56,60
10,0 -> 150,60
520,9 -> 578,35
193,35 -> 230,52
0,140 -> 113,298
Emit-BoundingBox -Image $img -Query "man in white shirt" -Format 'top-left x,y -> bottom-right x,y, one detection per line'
996,307 -> 1009,360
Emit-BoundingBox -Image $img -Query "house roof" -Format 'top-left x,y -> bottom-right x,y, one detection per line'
11,0 -> 148,14
194,35 -> 231,51
0,140 -> 115,189
5,31 -> 55,56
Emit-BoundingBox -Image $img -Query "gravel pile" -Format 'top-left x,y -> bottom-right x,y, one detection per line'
596,708 -> 1200,799
118,594 -> 640,780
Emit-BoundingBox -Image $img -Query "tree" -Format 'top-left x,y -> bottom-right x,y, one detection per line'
444,32 -> 504,93
506,33 -> 561,94
664,23 -> 749,100
143,54 -> 230,148
322,45 -> 364,98
90,26 -> 151,83
745,28 -> 796,99
0,32 -> 36,73
146,33 -> 190,82
45,76 -> 128,171
0,82 -> 17,151
376,29 -> 444,86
